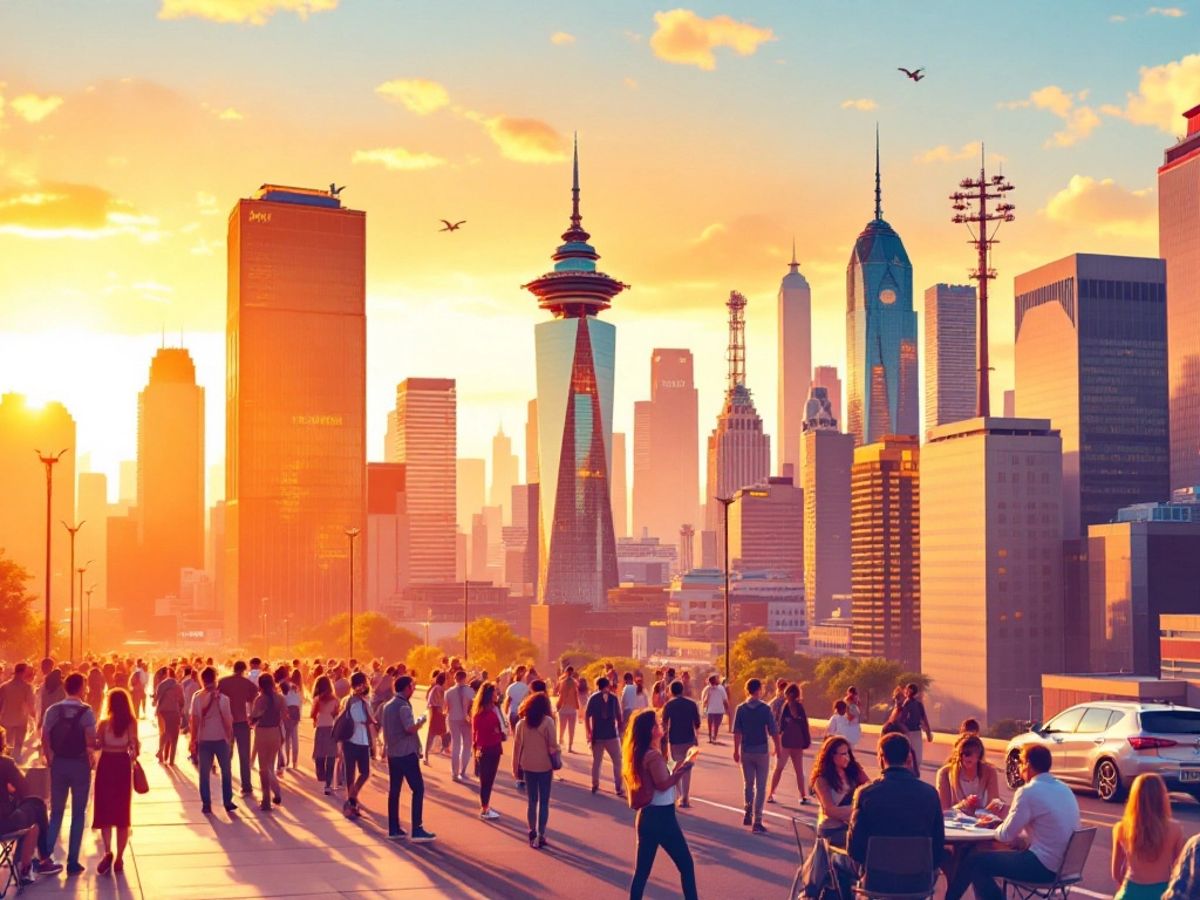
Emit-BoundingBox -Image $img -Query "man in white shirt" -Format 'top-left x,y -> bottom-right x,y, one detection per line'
700,675 -> 730,744
443,669 -> 475,782
504,666 -> 530,730
947,744 -> 1080,900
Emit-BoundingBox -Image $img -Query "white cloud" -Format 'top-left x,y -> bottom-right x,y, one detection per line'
375,78 -> 451,116
1147,6 -> 1185,16
1043,175 -> 1156,238
1001,85 -> 1100,147
10,93 -> 63,123
840,98 -> 877,112
649,8 -> 775,71
352,147 -> 448,171
1101,53 -> 1200,133
550,31 -> 575,45
157,0 -> 337,25
916,141 -> 982,163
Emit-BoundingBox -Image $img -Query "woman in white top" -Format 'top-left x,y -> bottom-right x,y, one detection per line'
280,679 -> 302,770
935,733 -> 1001,814
826,700 -> 852,739
843,687 -> 862,746
699,675 -> 728,744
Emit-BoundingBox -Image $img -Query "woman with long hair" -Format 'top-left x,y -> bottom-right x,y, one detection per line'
471,681 -> 505,821
767,683 -> 811,806
249,674 -> 285,811
1112,773 -> 1184,899
809,735 -> 869,847
92,687 -> 139,875
424,671 -> 448,764
936,733 -> 1001,813
340,671 -> 375,818
623,708 -> 697,900
513,691 -> 560,848
310,675 -> 339,794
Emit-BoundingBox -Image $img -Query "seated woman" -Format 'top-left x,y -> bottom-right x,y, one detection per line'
809,735 -> 869,848
935,733 -> 1001,814
0,725 -> 62,884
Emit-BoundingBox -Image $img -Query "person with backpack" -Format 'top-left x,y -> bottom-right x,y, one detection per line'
41,672 -> 96,875
189,666 -> 235,814
336,671 -> 375,818
767,683 -> 812,806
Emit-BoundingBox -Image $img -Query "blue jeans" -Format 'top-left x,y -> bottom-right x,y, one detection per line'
197,740 -> 234,809
48,757 -> 91,866
949,848 -> 1056,900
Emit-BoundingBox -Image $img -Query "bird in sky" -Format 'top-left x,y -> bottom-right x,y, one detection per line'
898,67 -> 925,82
329,183 -> 345,196
439,219 -> 466,232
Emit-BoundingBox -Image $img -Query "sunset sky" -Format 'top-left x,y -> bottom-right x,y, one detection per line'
0,1 -> 1196,502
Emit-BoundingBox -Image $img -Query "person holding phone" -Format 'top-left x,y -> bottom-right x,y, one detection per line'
660,680 -> 701,808
380,676 -> 436,842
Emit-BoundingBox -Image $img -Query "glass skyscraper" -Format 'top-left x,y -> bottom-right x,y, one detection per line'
846,134 -> 918,445
924,284 -> 977,433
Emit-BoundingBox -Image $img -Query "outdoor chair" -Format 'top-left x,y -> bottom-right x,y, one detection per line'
790,817 -> 844,900
1003,827 -> 1097,900
852,836 -> 938,900
0,827 -> 31,898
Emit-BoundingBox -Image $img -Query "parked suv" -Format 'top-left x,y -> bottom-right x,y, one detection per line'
1004,701 -> 1200,802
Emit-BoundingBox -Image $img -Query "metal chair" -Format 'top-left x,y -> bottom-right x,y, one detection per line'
790,817 -> 844,900
1003,827 -> 1097,900
0,827 -> 32,898
852,836 -> 938,900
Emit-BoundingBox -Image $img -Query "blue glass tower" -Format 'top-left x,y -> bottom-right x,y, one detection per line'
846,131 -> 919,445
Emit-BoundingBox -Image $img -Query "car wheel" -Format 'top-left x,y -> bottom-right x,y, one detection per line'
1005,751 -> 1024,789
1095,758 -> 1124,802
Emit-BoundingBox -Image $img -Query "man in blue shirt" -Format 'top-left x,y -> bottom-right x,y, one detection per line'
733,678 -> 780,833
41,673 -> 96,875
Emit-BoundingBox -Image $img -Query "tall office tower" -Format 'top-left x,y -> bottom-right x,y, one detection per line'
679,524 -> 695,575
850,435 -> 920,671
1003,390 -> 1015,418
846,132 -> 918,446
924,284 -> 977,432
489,426 -> 519,521
0,393 -> 76,621
611,431 -> 628,537
922,417 -> 1064,726
394,378 -> 457,585
812,366 -> 842,431
385,410 -> 399,462
523,139 -> 623,608
705,292 -> 771,562
225,184 -> 365,641
470,512 -> 488,581
525,399 -> 539,484
136,347 -> 205,624
118,461 -> 136,505
365,463 -> 407,612
801,387 -> 853,625
632,349 -> 700,542
456,458 -> 485,533
728,476 -> 803,579
778,243 -> 812,478
1161,104 -> 1200,492
76,472 -> 108,610
1014,254 -> 1169,538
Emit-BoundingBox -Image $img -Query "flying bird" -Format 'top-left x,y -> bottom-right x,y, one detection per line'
439,219 -> 466,232
898,67 -> 925,82
329,183 -> 345,196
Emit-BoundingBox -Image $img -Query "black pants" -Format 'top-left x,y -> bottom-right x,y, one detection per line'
947,848 -> 1056,900
387,753 -> 424,834
525,769 -> 552,836
231,721 -> 252,792
0,798 -> 50,860
629,804 -> 698,900
477,746 -> 501,808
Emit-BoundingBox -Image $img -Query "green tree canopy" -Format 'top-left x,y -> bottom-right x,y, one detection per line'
439,617 -> 537,677
0,549 -> 49,660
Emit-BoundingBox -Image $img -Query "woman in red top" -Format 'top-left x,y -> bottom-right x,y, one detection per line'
470,682 -> 504,821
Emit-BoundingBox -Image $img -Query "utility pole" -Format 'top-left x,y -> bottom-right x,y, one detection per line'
84,585 -> 95,657
62,521 -> 85,661
75,560 -> 91,661
463,578 -> 470,662
36,449 -> 67,659
715,495 -> 735,687
344,526 -> 361,660
950,148 -> 1015,417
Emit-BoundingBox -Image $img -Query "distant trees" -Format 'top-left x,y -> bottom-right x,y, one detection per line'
439,617 -> 537,678
404,644 -> 443,680
0,550 -> 50,660
296,611 -> 420,663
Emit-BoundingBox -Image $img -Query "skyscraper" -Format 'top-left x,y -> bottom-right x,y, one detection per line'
394,378 -> 457,585
365,462 -> 407,612
632,348 -> 699,542
922,417 -> 1064,726
778,243 -> 812,478
850,435 -> 920,671
611,431 -> 628,538
728,476 -> 803,580
135,347 -> 205,624
523,139 -> 624,608
225,183 -> 366,641
525,399 -> 539,485
924,284 -> 977,433
489,426 -> 519,521
801,387 -> 853,625
455,458 -> 485,534
1161,103 -> 1200,492
1014,254 -> 1169,538
812,366 -> 843,432
846,132 -> 918,445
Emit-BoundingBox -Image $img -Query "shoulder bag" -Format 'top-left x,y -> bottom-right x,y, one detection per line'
544,720 -> 562,771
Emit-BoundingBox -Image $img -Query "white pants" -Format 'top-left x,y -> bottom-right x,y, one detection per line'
449,721 -> 472,777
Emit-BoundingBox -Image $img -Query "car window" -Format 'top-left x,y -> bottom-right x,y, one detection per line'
1042,707 -> 1086,734
1140,710 -> 1200,735
1075,708 -> 1113,734
1106,711 -> 1126,730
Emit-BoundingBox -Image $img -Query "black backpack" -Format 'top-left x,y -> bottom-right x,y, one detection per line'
332,698 -> 357,742
50,706 -> 88,759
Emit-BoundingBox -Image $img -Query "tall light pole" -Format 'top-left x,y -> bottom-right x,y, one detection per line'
260,597 -> 268,650
36,449 -> 68,659
344,527 -> 361,661
715,495 -> 735,687
75,560 -> 92,662
62,521 -> 85,661
463,578 -> 470,662
84,585 -> 96,657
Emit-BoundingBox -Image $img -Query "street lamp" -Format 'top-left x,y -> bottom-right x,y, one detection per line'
715,495 -> 735,688
83,585 -> 96,657
62,520 -> 85,661
36,449 -> 68,659
462,578 -> 470,663
344,527 -> 361,660
260,597 -> 268,651
75,560 -> 92,661
424,607 -> 432,648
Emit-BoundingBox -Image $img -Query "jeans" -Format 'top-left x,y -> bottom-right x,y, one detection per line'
590,738 -> 621,790
48,757 -> 91,866
948,848 -> 1056,900
197,740 -> 233,809
4,723 -> 28,763
315,754 -> 336,788
477,746 -> 501,808
525,769 -> 552,836
448,721 -> 471,777
669,744 -> 695,802
387,753 -> 424,834
254,728 -> 281,805
629,804 -> 698,900
343,742 -> 370,792
231,721 -> 253,793
740,751 -> 769,822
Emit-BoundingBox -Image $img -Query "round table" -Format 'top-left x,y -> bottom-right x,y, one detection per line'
944,817 -> 1002,844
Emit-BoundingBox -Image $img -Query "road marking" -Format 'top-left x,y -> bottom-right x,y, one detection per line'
688,794 -> 807,823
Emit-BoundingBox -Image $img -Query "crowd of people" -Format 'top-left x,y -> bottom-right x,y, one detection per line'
2,654 -> 1200,898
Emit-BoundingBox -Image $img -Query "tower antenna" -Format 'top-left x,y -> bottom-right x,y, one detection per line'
874,124 -> 883,220
725,290 -> 748,393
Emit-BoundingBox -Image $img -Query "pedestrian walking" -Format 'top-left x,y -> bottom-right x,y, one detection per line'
699,674 -> 729,744
280,679 -> 301,770
471,682 -> 505,820
249,674 -> 285,811
129,662 -> 147,719
381,676 -> 436,842
504,666 -> 530,732
585,677 -> 624,797
339,671 -> 375,818
153,668 -> 184,766
423,671 -> 447,765
444,669 -> 475,782
0,663 -> 36,763
555,666 -> 579,752
660,680 -> 701,808
899,683 -> 933,770
310,675 -> 339,794
37,669 -> 65,732
218,661 -> 258,798
87,665 -> 106,718
92,687 -> 139,875
42,672 -> 95,875
733,678 -> 780,834
189,666 -> 236,814
767,683 -> 811,806
513,690 -> 560,847
623,708 -> 698,900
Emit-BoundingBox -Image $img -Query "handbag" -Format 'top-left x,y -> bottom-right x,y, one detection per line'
132,759 -> 149,794
544,722 -> 563,771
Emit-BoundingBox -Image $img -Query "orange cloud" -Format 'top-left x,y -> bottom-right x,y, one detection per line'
550,31 -> 575,45
1043,175 -> 1155,238
1001,85 -> 1100,147
0,181 -> 161,241
478,115 -> 567,163
916,141 -> 981,163
10,94 -> 63,123
157,0 -> 337,25
649,9 -> 775,71
376,78 -> 451,116
1101,53 -> 1200,133
840,98 -> 877,112
1147,6 -> 1185,16
352,146 -> 448,171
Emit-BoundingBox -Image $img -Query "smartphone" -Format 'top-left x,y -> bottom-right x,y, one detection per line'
684,745 -> 701,764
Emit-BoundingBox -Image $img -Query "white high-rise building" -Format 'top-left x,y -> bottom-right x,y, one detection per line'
778,243 -> 811,478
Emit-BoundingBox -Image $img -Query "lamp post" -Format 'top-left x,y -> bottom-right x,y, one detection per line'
75,560 -> 92,662
36,449 -> 68,659
62,520 -> 85,661
463,578 -> 470,662
715,495 -> 735,688
260,597 -> 268,650
84,585 -> 95,657
344,527 -> 361,660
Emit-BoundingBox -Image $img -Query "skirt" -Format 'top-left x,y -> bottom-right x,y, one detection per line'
313,725 -> 337,760
428,706 -> 447,738
93,752 -> 132,828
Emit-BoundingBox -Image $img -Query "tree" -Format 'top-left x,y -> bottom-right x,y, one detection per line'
295,611 -> 419,662
579,656 -> 645,685
0,550 -> 49,660
439,617 -> 537,678
405,645 -> 443,680
559,645 -> 598,672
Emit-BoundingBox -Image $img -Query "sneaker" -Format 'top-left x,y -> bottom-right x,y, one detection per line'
324,787 -> 332,795
752,822 -> 768,834
536,834 -> 547,849
200,805 -> 213,815
480,808 -> 500,820
452,774 -> 462,783
224,802 -> 239,812
766,795 -> 777,804
743,809 -> 753,826
387,830 -> 406,841
529,831 -> 538,848
410,827 -> 436,843
33,859 -> 63,876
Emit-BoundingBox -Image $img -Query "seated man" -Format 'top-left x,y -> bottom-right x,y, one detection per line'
1164,833 -> 1200,900
846,732 -> 944,894
947,744 -> 1080,900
